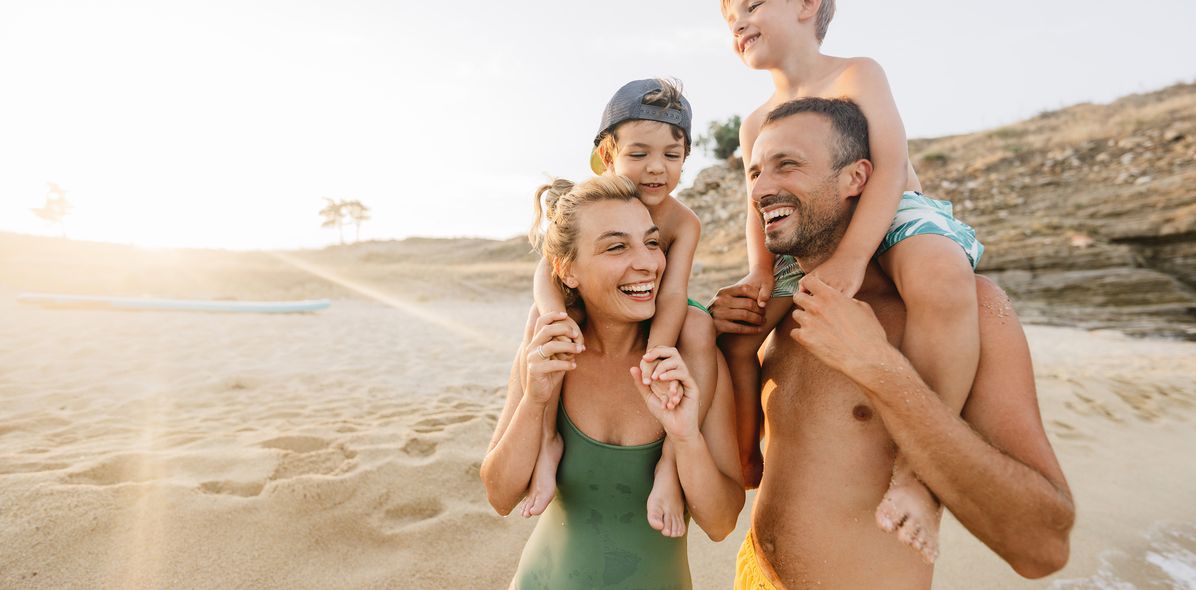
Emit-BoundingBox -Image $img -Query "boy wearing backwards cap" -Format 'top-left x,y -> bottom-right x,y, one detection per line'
522,78 -> 721,540
717,0 -> 984,563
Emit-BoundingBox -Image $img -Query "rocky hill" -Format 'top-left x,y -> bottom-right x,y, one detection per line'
680,82 -> 1196,339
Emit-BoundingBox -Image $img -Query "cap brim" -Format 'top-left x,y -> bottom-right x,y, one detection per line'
590,148 -> 606,175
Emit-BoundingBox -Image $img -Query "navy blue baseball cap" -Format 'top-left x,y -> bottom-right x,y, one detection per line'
590,79 -> 693,174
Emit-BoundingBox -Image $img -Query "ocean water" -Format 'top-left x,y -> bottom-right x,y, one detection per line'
1051,522 -> 1196,589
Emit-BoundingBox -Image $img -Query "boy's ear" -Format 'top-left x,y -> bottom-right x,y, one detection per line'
598,145 -> 615,169
797,0 -> 822,22
841,158 -> 873,199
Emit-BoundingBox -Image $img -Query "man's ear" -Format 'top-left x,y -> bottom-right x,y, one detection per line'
842,158 -> 873,199
553,259 -> 579,289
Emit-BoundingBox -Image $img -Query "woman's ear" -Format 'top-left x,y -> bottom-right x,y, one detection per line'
553,259 -> 579,289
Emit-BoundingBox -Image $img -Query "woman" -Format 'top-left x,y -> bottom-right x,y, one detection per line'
480,175 -> 744,588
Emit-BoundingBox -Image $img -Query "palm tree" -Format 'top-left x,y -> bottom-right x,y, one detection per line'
344,200 -> 371,243
32,182 -> 73,238
319,198 -> 347,245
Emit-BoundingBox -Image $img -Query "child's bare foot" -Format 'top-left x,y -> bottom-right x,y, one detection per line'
520,434 -> 563,518
875,470 -> 941,563
646,471 -> 687,538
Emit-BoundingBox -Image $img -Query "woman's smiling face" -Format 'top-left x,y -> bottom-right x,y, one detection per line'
560,199 -> 665,323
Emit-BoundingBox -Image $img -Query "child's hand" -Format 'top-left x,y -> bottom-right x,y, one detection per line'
800,253 -> 865,298
637,356 -> 682,410
548,315 -> 584,360
631,346 -> 700,442
737,270 -> 775,309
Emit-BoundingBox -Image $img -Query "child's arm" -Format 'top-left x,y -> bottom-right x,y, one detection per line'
740,113 -> 774,308
805,58 -> 909,297
533,257 -> 568,315
647,208 -> 701,352
533,256 -> 583,351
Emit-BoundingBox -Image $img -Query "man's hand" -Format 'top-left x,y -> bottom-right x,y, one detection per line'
708,283 -> 767,335
800,252 -> 867,298
789,275 -> 894,377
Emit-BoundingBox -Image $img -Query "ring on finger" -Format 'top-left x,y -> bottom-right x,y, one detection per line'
536,345 -> 549,360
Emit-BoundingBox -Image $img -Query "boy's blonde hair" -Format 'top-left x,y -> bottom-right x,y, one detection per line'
594,78 -> 691,171
720,0 -> 836,44
529,175 -> 641,305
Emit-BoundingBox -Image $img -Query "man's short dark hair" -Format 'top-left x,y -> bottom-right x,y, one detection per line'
763,97 -> 870,172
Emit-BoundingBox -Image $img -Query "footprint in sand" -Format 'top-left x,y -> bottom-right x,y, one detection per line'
402,438 -> 438,458
259,436 -> 358,481
380,497 -> 445,531
412,414 -> 474,434
198,480 -> 265,497
64,454 -> 155,486
259,435 -> 331,454
0,461 -> 69,475
1048,419 -> 1091,441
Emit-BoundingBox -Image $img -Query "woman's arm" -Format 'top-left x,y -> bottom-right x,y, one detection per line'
480,312 -> 580,515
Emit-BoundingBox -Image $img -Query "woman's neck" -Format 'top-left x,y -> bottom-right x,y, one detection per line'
581,311 -> 646,356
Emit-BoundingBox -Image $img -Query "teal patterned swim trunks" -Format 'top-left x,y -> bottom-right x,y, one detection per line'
772,192 -> 983,298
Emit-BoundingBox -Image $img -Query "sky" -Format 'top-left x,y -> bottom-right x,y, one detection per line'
1,0 -> 1194,250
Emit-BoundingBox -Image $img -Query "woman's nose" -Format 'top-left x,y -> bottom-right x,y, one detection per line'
632,243 -> 661,273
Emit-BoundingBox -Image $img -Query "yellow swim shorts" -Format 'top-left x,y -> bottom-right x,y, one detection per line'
735,530 -> 780,589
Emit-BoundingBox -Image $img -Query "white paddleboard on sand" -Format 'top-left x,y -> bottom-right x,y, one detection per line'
17,293 -> 331,314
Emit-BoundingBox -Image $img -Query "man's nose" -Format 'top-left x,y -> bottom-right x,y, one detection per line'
750,173 -> 776,209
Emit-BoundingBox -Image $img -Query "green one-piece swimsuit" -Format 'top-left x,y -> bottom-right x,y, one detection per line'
511,399 -> 691,589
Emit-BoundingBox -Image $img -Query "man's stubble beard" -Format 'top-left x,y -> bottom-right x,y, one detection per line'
763,177 -> 851,260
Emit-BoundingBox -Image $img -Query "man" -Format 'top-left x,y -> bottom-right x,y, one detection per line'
708,97 -> 1074,589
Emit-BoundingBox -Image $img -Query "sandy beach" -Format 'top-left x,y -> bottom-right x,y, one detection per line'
2,233 -> 1195,589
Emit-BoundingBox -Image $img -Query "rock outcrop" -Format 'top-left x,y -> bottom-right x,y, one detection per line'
680,82 -> 1196,339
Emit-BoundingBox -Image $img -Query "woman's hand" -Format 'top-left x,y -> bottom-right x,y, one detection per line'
630,346 -> 700,443
525,312 -> 583,405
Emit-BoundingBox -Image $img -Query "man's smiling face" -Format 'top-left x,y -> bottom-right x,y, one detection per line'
747,112 -> 853,261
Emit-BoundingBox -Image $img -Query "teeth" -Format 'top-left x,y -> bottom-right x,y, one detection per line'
763,207 -> 795,222
743,35 -> 758,52
619,282 -> 654,294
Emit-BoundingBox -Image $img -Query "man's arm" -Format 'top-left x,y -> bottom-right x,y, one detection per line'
791,275 -> 1074,578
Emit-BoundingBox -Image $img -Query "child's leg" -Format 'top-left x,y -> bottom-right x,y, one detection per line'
517,303 -> 567,518
649,309 -> 732,536
717,296 -> 792,489
646,307 -> 715,536
875,235 -> 980,562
